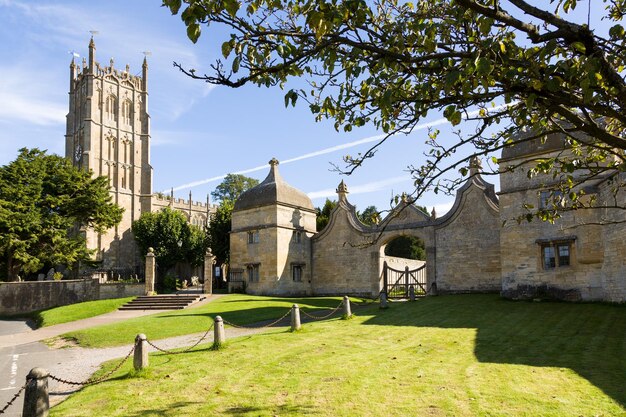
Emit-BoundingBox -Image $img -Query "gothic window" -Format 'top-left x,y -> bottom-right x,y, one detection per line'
97,88 -> 102,110
122,99 -> 133,125
105,95 -> 118,122
247,264 -> 260,282
121,167 -> 126,189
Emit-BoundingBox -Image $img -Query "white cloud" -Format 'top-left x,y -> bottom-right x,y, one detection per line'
0,0 -> 211,124
307,176 -> 410,200
0,63 -> 66,125
0,91 -> 65,125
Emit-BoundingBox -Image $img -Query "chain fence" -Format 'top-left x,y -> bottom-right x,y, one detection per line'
222,309 -> 292,330
146,322 -> 214,354
0,383 -> 27,415
48,345 -> 135,387
0,296 -> 378,415
300,302 -> 344,320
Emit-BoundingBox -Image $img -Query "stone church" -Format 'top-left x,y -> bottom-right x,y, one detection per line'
65,39 -> 214,274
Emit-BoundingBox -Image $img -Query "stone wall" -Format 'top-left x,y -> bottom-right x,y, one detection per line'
311,201 -> 380,297
0,279 -> 143,315
98,282 -> 145,300
434,178 -> 502,293
498,150 -> 611,301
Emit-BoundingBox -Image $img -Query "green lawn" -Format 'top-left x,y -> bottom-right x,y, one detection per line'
50,295 -> 625,416
60,294 -> 345,347
7,297 -> 134,328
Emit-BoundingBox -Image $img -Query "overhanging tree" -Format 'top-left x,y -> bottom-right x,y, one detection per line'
0,148 -> 123,281
164,0 -> 626,221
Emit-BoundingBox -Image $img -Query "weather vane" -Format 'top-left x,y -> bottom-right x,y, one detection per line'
89,30 -> 99,36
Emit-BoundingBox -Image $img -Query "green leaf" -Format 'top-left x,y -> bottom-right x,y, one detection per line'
187,23 -> 201,44
224,0 -> 240,18
475,57 -> 493,76
165,0 -> 182,15
221,41 -> 234,59
571,41 -> 586,53
232,56 -> 240,73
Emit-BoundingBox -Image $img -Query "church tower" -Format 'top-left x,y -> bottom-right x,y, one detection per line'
65,38 -> 153,271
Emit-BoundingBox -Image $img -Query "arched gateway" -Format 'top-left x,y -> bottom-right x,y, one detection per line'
230,159 -> 502,298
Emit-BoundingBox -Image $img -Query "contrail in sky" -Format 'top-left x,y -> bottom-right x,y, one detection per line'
170,104 -> 511,192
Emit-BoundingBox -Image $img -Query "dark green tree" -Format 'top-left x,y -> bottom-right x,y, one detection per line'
385,236 -> 426,261
132,207 -> 208,286
165,0 -> 626,221
0,148 -> 123,281
206,174 -> 259,273
207,199 -> 233,266
316,199 -> 337,231
211,173 -> 259,204
357,205 -> 381,226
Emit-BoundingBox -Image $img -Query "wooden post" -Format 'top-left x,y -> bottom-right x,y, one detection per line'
22,368 -> 49,417
342,296 -> 352,318
133,334 -> 148,370
291,304 -> 301,331
213,316 -> 225,348
145,248 -> 156,295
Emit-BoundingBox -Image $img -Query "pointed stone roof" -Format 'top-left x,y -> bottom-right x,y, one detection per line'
233,158 -> 315,212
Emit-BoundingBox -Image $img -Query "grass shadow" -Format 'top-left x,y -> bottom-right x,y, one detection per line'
361,294 -> 626,408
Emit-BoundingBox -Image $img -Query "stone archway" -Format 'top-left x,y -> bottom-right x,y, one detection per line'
375,231 -> 433,297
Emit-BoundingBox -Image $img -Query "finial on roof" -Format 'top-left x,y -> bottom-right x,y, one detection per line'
336,180 -> 348,194
401,192 -> 408,203
89,36 -> 95,49
110,57 -> 114,69
336,180 -> 349,202
269,158 -> 279,167
431,207 -> 437,220
469,156 -> 482,176
169,187 -> 174,207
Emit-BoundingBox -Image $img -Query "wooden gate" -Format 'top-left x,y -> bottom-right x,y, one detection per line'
383,261 -> 427,299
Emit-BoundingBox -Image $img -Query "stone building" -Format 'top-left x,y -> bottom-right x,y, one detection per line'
230,148 -> 626,302
498,134 -> 626,302
65,39 -> 215,273
229,159 -> 317,295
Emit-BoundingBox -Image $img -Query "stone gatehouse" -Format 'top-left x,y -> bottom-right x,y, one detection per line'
230,148 -> 626,303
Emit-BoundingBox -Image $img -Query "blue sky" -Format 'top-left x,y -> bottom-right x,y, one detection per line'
0,0 -> 518,215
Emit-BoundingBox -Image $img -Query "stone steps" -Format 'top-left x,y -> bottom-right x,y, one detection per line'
119,294 -> 204,310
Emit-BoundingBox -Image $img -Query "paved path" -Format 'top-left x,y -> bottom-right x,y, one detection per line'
0,294 -> 271,416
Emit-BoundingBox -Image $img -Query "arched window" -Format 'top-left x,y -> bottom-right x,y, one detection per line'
121,99 -> 133,125
105,95 -> 118,122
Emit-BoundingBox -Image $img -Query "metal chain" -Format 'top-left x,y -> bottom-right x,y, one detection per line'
300,302 -> 343,320
222,309 -> 292,329
350,295 -> 380,308
0,383 -> 27,415
146,322 -> 214,355
48,345 -> 135,387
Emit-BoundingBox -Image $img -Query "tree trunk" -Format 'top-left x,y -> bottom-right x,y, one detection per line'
7,254 -> 21,282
